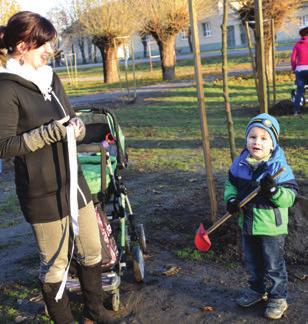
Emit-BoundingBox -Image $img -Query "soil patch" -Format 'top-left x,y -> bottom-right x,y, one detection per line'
1,161 -> 307,323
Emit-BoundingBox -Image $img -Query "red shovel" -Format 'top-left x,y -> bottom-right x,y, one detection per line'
195,167 -> 285,252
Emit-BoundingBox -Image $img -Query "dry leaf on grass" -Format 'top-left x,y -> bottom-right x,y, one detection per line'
200,305 -> 214,312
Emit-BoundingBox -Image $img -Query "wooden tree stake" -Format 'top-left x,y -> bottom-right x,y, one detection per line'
255,0 -> 268,113
188,0 -> 217,222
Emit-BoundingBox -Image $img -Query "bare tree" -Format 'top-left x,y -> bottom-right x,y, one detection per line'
0,0 -> 20,25
142,0 -> 211,81
47,5 -> 89,66
237,0 -> 301,81
74,0 -> 144,83
140,33 -> 148,58
0,0 -> 20,66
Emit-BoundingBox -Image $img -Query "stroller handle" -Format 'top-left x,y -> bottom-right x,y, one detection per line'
74,106 -> 112,115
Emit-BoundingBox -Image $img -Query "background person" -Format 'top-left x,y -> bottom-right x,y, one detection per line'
291,24 -> 308,115
0,11 -> 116,324
224,113 -> 298,320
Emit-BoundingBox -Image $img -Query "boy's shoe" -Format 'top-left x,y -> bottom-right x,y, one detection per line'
264,298 -> 288,320
236,289 -> 268,308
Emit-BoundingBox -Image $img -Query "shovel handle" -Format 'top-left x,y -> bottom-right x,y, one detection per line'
206,167 -> 285,235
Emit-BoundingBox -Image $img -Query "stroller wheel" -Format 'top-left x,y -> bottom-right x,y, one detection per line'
132,245 -> 145,282
136,223 -> 147,253
112,289 -> 120,312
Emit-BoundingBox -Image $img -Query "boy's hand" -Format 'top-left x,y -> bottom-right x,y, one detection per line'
227,197 -> 240,214
260,174 -> 278,198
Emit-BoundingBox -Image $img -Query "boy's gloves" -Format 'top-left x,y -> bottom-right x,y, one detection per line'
227,197 -> 240,214
260,174 -> 278,198
23,116 -> 69,152
69,117 -> 86,141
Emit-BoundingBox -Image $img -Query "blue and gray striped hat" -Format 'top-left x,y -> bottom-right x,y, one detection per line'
245,113 -> 280,149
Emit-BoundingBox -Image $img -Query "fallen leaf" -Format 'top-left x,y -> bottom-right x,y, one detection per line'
200,305 -> 214,312
294,273 -> 308,281
162,266 -> 181,276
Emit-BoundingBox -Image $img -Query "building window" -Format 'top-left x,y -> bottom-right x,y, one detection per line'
299,15 -> 308,27
180,30 -> 188,40
201,22 -> 212,38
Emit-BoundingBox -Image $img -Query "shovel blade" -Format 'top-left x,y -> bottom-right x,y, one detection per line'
194,223 -> 211,252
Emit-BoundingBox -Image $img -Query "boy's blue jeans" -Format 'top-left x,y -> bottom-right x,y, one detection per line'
242,234 -> 288,299
294,70 -> 308,113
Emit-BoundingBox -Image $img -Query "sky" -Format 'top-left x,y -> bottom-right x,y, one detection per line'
17,0 -> 63,16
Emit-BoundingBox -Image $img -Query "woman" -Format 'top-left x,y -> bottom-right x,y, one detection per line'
291,24 -> 308,115
0,11 -> 115,324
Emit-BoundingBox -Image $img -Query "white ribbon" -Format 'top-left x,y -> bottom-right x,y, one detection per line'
55,125 -> 79,302
67,125 -> 79,236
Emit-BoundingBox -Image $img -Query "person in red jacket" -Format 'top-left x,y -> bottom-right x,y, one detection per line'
290,25 -> 308,115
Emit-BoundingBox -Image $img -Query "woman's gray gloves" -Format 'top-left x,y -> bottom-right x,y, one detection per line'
23,116 -> 69,152
23,116 -> 86,152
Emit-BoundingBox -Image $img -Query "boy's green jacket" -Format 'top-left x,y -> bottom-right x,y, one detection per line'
224,147 -> 298,236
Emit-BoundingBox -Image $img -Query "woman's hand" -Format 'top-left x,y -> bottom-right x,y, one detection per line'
69,117 -> 86,141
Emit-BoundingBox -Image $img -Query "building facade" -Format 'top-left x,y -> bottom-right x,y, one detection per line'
60,2 -> 308,64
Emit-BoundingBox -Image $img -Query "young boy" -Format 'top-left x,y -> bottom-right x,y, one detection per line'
224,113 -> 298,320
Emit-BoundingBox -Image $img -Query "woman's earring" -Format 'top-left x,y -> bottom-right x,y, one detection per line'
19,57 -> 24,65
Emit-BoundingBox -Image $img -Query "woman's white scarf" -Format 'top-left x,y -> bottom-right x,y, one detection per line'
5,58 -> 53,101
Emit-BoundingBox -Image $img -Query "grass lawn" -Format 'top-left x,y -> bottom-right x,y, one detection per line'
60,51 -> 292,96
60,56 -> 307,179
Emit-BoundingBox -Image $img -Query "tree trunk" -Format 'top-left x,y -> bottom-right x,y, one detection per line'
156,35 -> 176,81
93,37 -> 119,84
141,35 -> 148,58
244,21 -> 260,105
222,0 -> 236,161
78,37 -> 87,65
188,27 -> 193,53
264,43 -> 273,82
93,46 -> 98,63
87,38 -> 93,63
254,0 -> 268,113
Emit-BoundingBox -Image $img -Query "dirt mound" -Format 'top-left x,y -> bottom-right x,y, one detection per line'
269,100 -> 295,116
286,195 -> 308,264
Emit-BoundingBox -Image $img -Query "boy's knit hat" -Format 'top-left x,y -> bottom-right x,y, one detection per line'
245,113 -> 280,149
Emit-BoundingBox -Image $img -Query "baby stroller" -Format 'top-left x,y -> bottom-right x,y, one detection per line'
65,107 -> 146,312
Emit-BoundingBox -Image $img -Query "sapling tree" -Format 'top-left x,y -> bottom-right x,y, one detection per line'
237,0 -> 301,81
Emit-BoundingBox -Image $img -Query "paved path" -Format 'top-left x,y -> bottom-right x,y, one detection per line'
69,63 -> 292,106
